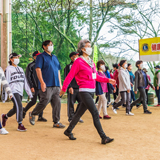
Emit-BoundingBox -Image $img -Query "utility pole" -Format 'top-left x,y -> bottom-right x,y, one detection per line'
0,0 -> 12,70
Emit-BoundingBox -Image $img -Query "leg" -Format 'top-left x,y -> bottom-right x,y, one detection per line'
158,89 -> 160,105
126,92 -> 131,113
140,88 -> 148,112
146,89 -> 148,105
100,94 -> 108,116
114,92 -> 126,109
114,93 -> 121,103
97,95 -> 102,115
95,96 -> 99,104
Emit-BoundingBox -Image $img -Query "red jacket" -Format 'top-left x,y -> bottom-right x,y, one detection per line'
113,69 -> 119,88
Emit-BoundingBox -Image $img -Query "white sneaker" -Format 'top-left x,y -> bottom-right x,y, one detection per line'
126,112 -> 134,116
112,107 -> 117,114
0,128 -> 9,135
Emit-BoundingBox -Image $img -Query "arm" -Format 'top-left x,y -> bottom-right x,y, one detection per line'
24,73 -> 33,98
58,70 -> 62,89
119,72 -> 130,90
134,71 -> 138,92
147,75 -> 153,88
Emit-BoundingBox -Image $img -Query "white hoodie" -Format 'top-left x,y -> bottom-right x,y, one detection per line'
118,67 -> 131,92
3,65 -> 33,101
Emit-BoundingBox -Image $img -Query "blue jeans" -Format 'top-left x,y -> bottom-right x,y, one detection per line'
130,88 -> 136,103
155,87 -> 160,105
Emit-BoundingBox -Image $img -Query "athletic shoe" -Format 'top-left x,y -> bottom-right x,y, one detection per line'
155,104 -> 160,107
99,115 -> 102,119
126,112 -> 134,116
64,130 -> 76,140
37,117 -> 47,122
0,128 -> 9,135
116,107 -> 120,110
53,122 -> 65,128
103,115 -> 111,119
23,111 -> 26,119
17,124 -> 27,132
1,114 -> 7,127
112,107 -> 117,114
79,119 -> 84,123
144,110 -> 152,114
101,137 -> 114,144
29,112 -> 35,125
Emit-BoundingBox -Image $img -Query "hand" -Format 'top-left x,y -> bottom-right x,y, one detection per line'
41,82 -> 46,92
60,85 -> 62,90
9,95 -> 13,99
134,91 -> 137,94
31,88 -> 35,93
69,87 -> 74,94
59,89 -> 65,97
131,83 -> 133,87
113,89 -> 116,93
157,86 -> 159,90
127,89 -> 130,93
109,79 -> 116,85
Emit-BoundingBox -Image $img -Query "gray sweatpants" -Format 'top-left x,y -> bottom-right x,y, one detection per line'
31,87 -> 61,123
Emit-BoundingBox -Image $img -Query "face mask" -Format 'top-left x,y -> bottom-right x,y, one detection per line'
13,58 -> 20,65
140,64 -> 143,69
74,57 -> 78,61
84,47 -> 92,56
124,64 -> 127,68
48,45 -> 54,53
100,65 -> 105,71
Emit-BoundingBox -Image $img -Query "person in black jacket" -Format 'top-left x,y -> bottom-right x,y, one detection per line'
23,51 -> 47,121
64,52 -> 83,123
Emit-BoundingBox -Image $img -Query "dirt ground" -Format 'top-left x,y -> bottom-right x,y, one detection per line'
0,102 -> 160,160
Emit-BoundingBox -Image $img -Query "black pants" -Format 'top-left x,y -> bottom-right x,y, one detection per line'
146,89 -> 149,105
114,91 -> 130,113
23,89 -> 43,118
67,89 -> 81,122
113,87 -> 119,100
66,92 -> 107,140
7,93 -> 23,123
106,92 -> 111,103
131,88 -> 147,112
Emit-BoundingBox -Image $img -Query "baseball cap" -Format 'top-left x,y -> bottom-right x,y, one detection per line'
69,52 -> 79,58
154,65 -> 160,69
32,51 -> 41,57
9,53 -> 22,59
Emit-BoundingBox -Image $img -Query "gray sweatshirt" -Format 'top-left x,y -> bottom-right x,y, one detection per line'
118,67 -> 131,92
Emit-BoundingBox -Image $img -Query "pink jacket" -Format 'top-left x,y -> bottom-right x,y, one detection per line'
146,74 -> 151,90
62,58 -> 109,92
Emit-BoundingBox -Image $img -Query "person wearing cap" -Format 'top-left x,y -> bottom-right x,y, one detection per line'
29,40 -> 65,128
154,65 -> 160,106
23,51 -> 47,122
1,53 -> 33,131
64,52 -> 83,123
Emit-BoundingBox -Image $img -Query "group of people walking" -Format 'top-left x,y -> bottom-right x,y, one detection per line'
0,39 -> 159,145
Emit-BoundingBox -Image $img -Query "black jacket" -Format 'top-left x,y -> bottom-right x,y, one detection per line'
64,61 -> 79,90
134,69 -> 153,91
25,60 -> 38,89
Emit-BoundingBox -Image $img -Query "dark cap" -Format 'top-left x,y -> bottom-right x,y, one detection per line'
32,51 -> 41,57
9,53 -> 21,59
69,52 -> 79,58
154,65 -> 160,69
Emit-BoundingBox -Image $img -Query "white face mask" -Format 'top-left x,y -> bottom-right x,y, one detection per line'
48,45 -> 54,53
100,65 -> 105,71
124,64 -> 127,68
140,64 -> 143,69
13,58 -> 20,65
84,47 -> 92,56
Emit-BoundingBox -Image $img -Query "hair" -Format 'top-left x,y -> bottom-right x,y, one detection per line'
112,63 -> 118,69
119,60 -> 127,67
8,52 -> 17,65
136,60 -> 143,68
42,40 -> 53,50
77,39 -> 91,56
97,60 -> 105,70
128,63 -> 131,67
105,66 -> 109,71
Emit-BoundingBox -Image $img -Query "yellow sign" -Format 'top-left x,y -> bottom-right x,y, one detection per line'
93,45 -> 98,65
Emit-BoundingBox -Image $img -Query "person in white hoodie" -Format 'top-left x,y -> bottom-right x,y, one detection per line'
112,60 -> 134,116
1,53 -> 33,131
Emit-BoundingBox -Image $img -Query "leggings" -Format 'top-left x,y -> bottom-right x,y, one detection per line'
97,94 -> 107,116
66,92 -> 107,140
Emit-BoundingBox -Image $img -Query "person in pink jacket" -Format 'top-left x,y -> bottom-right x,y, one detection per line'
60,39 -> 116,144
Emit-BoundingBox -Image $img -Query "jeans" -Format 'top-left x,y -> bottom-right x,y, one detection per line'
130,88 -> 136,103
155,87 -> 160,105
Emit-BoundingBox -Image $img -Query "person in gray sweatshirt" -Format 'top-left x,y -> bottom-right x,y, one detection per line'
112,60 -> 134,116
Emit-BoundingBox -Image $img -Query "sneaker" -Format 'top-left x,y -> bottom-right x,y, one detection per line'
79,119 -> 84,123
37,117 -> 47,122
1,114 -> 7,127
155,104 -> 160,107
112,107 -> 117,114
144,110 -> 152,114
53,122 -> 65,128
0,128 -> 9,135
64,130 -> 76,140
103,115 -> 111,119
29,112 -> 35,125
99,115 -> 102,119
17,124 -> 27,132
126,112 -> 134,116
23,111 -> 26,119
101,137 -> 114,144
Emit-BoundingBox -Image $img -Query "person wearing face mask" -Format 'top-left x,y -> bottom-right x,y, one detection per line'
1,53 -> 33,131
96,60 -> 111,119
112,60 -> 134,115
60,39 -> 116,144
64,52 -> 84,123
154,65 -> 160,106
29,40 -> 65,128
130,60 -> 155,114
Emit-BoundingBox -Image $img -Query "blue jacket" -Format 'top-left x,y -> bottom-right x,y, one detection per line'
128,70 -> 135,84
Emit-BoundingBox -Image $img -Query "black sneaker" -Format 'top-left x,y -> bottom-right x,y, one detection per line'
101,137 -> 114,144
144,110 -> 152,114
23,111 -> 26,119
37,117 -> 47,122
64,130 -> 76,140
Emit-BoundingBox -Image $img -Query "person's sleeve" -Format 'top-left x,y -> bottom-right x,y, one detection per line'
134,71 -> 138,92
157,73 -> 160,86
64,65 -> 72,89
35,55 -> 43,69
62,62 -> 80,92
56,57 -> 61,70
25,64 -> 34,88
